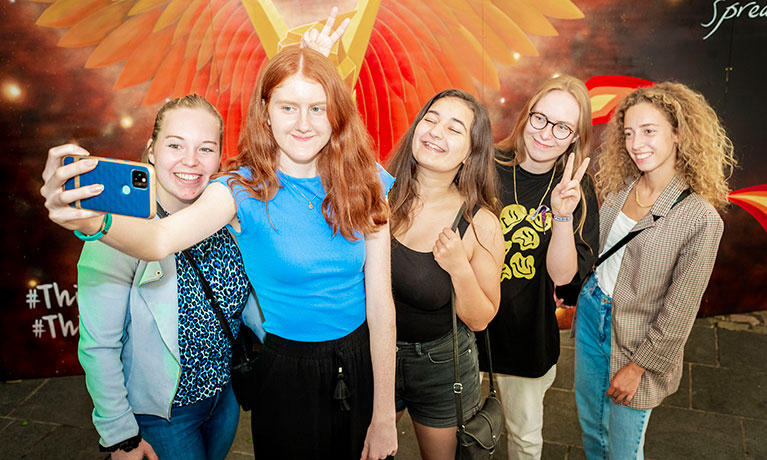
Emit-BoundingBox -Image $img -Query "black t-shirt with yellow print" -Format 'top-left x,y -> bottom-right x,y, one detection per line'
478,160 -> 599,378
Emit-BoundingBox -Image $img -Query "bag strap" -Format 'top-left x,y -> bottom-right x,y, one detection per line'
156,205 -> 257,360
449,202 -> 497,434
593,189 -> 691,270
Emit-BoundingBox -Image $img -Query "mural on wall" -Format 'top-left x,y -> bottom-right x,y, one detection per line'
2,0 -> 765,379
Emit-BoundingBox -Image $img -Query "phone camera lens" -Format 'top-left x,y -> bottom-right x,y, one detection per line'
132,170 -> 148,189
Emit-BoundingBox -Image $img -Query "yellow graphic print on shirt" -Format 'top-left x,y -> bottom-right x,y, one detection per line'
500,203 -> 552,281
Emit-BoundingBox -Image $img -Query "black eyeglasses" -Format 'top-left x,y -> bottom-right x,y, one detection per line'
528,112 -> 575,140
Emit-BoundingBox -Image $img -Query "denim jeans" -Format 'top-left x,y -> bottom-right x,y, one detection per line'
574,274 -> 652,460
135,382 -> 239,460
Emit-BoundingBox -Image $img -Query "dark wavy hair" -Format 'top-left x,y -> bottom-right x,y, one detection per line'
386,89 -> 500,238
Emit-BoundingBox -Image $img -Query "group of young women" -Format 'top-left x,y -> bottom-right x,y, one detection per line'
39,13 -> 736,460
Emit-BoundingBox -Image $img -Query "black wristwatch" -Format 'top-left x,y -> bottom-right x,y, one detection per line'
99,430 -> 142,453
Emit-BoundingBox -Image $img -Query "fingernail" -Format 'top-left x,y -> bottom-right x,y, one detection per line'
83,159 -> 97,168
91,184 -> 104,192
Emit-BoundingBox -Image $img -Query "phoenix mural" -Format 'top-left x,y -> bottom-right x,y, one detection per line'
2,0 -> 765,378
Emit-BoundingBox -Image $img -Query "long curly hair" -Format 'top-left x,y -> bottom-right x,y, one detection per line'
386,89 -> 500,238
221,47 -> 388,240
597,82 -> 736,210
495,74 -> 594,237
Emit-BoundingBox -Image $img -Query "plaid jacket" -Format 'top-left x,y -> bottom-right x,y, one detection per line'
601,175 -> 723,409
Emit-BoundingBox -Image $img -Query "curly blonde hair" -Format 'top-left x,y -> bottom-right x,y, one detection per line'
596,82 -> 736,210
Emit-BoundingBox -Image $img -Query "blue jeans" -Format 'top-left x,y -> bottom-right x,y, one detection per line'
135,383 -> 240,460
574,275 -> 652,460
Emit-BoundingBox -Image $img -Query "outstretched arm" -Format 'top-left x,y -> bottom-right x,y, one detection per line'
41,144 -> 237,260
433,208 -> 504,331
360,223 -> 398,460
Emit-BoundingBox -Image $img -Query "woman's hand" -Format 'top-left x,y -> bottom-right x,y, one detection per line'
110,439 -> 158,460
360,415 -> 397,460
606,361 -> 645,405
301,6 -> 350,57
550,152 -> 590,218
41,143 -> 104,232
432,227 -> 471,276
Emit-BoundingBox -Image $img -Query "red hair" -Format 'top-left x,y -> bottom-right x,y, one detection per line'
222,47 -> 388,240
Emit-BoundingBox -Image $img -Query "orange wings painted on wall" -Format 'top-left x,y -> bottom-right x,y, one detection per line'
32,0 -> 585,160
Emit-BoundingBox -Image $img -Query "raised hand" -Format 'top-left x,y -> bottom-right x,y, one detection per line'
301,6 -> 350,58
550,152 -> 590,219
41,143 -> 103,231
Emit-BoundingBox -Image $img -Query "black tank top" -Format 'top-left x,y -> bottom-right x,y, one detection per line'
392,207 -> 476,343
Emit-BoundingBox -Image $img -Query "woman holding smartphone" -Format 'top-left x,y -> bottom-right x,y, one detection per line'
574,82 -> 736,459
47,95 -> 257,460
41,45 -> 397,460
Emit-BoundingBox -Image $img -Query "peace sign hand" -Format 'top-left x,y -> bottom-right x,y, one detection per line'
301,6 -> 351,58
550,152 -> 590,219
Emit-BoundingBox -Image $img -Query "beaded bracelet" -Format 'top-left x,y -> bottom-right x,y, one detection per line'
552,214 -> 573,223
74,213 -> 112,241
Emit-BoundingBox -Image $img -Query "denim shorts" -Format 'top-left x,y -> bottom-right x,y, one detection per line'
395,322 -> 481,428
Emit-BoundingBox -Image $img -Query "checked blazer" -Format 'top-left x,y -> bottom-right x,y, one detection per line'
601,175 -> 724,410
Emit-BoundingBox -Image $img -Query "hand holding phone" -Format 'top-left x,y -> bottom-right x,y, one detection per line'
62,155 -> 157,219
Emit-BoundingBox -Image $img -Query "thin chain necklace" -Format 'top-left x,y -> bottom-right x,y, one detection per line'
513,164 -> 556,223
634,182 -> 653,208
282,175 -> 321,210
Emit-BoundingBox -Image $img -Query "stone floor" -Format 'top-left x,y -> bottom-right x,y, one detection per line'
1,312 -> 765,459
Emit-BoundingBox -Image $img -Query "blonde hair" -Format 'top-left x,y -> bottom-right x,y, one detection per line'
141,94 -> 223,163
597,82 -> 736,210
496,74 -> 594,237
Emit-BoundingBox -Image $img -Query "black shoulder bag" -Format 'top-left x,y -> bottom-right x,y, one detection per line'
157,206 -> 261,411
450,203 -> 505,459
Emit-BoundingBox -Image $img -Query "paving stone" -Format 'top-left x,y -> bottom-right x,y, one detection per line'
567,445 -> 587,460
683,324 -> 717,366
541,441 -> 568,459
0,379 -> 46,417
661,363 -> 690,409
717,320 -> 753,332
645,405 -> 744,459
691,365 -> 767,419
8,375 -> 93,429
553,347 -> 574,391
0,419 -> 56,459
743,418 -> 767,460
719,329 -> 767,372
559,330 -> 575,349
728,314 -> 761,326
542,388 -> 582,447
228,409 -> 253,458
226,453 -> 254,460
394,411 -> 421,459
22,424 -> 106,460
0,417 -> 13,433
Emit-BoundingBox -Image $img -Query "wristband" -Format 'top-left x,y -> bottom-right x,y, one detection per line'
98,430 -> 141,453
74,213 -> 112,242
552,213 -> 573,222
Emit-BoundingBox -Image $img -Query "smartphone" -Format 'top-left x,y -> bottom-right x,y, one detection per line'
62,155 -> 157,219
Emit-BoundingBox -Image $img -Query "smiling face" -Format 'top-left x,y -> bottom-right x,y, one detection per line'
623,102 -> 678,180
147,107 -> 222,213
267,73 -> 332,177
411,96 -> 474,176
521,89 -> 580,174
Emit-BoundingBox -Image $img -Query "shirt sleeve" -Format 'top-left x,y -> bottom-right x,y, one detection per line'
377,163 -> 395,196
77,241 -> 141,447
555,174 -> 600,305
630,209 -> 724,374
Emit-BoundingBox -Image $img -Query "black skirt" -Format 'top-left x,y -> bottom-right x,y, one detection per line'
250,321 -> 374,460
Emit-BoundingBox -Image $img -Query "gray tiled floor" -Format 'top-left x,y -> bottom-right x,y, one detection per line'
1,314 -> 765,459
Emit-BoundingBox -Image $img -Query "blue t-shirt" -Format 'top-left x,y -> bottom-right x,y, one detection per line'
213,166 -> 394,342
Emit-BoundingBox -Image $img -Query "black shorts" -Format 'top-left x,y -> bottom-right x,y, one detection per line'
395,323 -> 481,428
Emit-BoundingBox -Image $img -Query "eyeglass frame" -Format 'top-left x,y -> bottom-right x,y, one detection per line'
528,111 -> 576,140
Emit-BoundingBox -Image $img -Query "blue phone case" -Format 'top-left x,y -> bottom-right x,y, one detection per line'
63,156 -> 156,219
